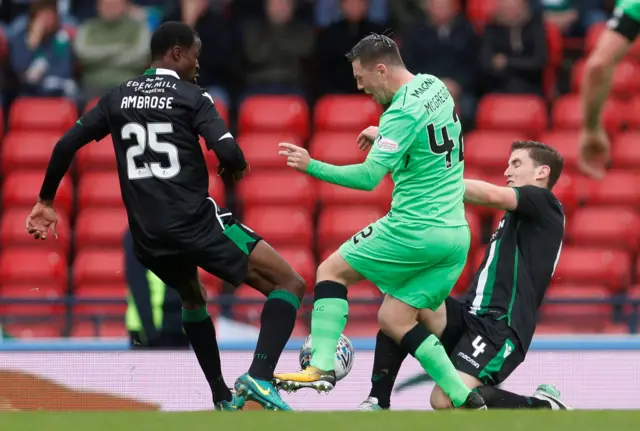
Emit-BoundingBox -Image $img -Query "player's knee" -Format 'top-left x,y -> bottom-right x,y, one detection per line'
430,387 -> 454,410
283,271 -> 306,300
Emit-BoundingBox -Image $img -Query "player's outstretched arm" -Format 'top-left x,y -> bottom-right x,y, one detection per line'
194,92 -> 247,181
463,179 -> 518,211
579,6 -> 640,178
278,142 -> 387,191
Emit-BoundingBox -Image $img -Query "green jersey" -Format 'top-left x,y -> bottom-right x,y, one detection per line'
366,74 -> 466,228
610,0 -> 640,40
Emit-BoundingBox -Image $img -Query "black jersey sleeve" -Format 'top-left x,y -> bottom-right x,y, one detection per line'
39,98 -> 111,201
608,7 -> 640,42
512,185 -> 554,219
193,91 -> 247,172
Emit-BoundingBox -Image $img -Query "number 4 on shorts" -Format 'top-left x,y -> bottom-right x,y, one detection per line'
472,335 -> 486,358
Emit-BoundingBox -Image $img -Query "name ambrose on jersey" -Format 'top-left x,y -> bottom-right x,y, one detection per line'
120,79 -> 177,109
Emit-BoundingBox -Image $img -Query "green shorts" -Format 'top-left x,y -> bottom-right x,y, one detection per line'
338,217 -> 470,310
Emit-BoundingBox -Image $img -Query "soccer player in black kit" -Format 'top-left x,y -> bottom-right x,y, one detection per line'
358,141 -> 573,411
25,22 -> 305,412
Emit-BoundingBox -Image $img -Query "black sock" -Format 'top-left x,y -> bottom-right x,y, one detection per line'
182,307 -> 232,404
477,386 -> 551,409
248,290 -> 300,381
369,330 -> 409,409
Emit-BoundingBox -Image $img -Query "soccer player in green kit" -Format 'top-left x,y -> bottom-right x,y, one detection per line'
579,0 -> 640,178
274,34 -> 485,410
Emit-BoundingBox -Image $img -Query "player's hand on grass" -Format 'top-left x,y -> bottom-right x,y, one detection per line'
578,127 -> 610,180
357,126 -> 379,151
279,142 -> 310,172
26,201 -> 58,240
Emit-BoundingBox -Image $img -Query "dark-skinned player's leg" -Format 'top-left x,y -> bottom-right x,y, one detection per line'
138,255 -> 242,411
234,240 -> 306,411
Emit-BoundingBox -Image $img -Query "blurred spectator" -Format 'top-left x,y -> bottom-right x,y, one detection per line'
388,0 -> 422,32
163,0 -> 237,105
74,0 -> 150,100
540,0 -> 608,36
7,0 -> 76,98
400,0 -> 479,127
479,0 -> 547,96
242,0 -> 315,97
316,0 -> 386,96
124,229 -> 189,349
314,0 -> 388,27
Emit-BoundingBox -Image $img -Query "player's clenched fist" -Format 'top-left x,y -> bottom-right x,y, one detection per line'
278,143 -> 310,172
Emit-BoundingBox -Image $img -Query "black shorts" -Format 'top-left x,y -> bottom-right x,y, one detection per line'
134,206 -> 262,288
440,297 -> 525,385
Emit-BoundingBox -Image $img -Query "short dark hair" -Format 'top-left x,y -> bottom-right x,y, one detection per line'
150,22 -> 198,60
345,33 -> 403,67
511,141 -> 564,190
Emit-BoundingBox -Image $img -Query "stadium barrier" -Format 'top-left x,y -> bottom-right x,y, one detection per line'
0,336 -> 639,411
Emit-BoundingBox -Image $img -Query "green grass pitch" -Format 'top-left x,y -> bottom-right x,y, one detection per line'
1,411 -> 639,431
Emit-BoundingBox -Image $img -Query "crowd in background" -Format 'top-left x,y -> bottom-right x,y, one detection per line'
0,0 -> 616,129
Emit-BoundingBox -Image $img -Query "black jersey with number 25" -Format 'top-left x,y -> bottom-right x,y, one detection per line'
461,186 -> 565,352
74,68 -> 246,253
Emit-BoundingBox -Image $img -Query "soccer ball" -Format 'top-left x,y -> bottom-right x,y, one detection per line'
298,333 -> 354,381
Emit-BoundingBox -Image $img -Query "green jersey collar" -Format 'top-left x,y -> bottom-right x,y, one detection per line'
143,68 -> 180,79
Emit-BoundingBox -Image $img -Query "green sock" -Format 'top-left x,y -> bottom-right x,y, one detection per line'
414,334 -> 471,407
309,298 -> 348,371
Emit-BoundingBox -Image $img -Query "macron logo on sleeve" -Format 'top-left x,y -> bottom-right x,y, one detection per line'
202,92 -> 214,104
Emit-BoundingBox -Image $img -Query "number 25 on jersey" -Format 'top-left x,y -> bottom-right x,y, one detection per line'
122,122 -> 181,180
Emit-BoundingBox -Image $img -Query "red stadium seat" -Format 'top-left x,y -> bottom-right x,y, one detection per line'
552,95 -> 623,137
318,176 -> 392,212
466,209 -> 482,255
567,207 -> 640,250
464,131 -> 528,171
9,97 -> 77,131
274,246 -> 316,289
2,131 -> 63,173
71,321 -> 128,338
76,135 -> 117,175
3,321 -> 64,338
0,283 -> 64,316
452,259 -> 473,296
623,96 -> 640,130
309,132 -> 366,166
349,281 -> 381,317
552,246 -> 631,292
538,130 -> 580,172
1,209 -> 70,253
238,95 -> 309,139
0,248 -> 67,289
0,105 -> 3,142
571,59 -> 640,100
540,285 -> 612,329
317,206 -> 386,254
0,25 -> 7,61
233,284 -> 266,324
237,172 -> 318,213
237,133 -> 303,170
466,0 -> 497,30
551,173 -> 580,216
242,206 -> 314,249
78,171 -> 123,209
579,171 -> 640,207
84,97 -> 99,112
314,95 -> 383,133
476,95 -> 547,138
344,319 -> 378,337
3,171 -> 73,215
74,284 -> 127,315
74,249 -> 125,286
75,208 -> 128,250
